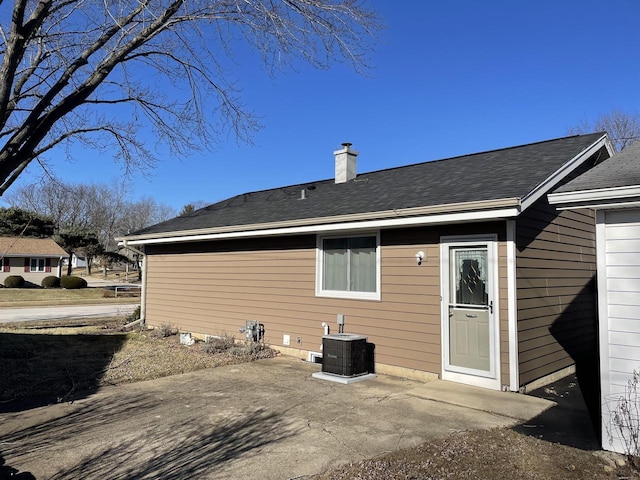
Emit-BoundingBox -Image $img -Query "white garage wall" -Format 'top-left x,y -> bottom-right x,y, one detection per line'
599,208 -> 640,454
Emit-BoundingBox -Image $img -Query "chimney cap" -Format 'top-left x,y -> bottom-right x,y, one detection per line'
341,142 -> 352,148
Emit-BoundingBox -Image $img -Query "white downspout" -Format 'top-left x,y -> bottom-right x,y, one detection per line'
121,240 -> 147,327
506,220 -> 519,392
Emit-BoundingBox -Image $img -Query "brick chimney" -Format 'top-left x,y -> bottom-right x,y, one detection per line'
334,142 -> 358,184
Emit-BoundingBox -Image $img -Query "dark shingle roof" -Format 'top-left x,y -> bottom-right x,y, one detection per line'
554,141 -> 640,193
131,133 -> 606,237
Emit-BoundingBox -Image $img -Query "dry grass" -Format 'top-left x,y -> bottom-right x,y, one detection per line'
0,286 -> 134,307
0,317 -> 276,405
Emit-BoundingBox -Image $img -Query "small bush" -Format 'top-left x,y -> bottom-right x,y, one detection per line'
201,334 -> 236,354
229,342 -> 265,358
41,276 -> 61,288
4,275 -> 25,288
148,323 -> 178,338
60,275 -> 88,289
127,305 -> 141,323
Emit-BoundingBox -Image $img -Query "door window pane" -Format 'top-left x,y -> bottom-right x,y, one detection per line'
453,248 -> 488,306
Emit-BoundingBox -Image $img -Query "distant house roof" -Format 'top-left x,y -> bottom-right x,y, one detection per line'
549,141 -> 640,209
0,237 -> 67,257
123,133 -> 610,244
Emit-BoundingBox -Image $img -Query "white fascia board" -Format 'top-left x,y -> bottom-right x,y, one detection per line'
520,134 -> 611,212
124,206 -> 521,246
548,185 -> 640,209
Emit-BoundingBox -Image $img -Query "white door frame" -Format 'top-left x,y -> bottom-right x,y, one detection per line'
440,234 -> 501,390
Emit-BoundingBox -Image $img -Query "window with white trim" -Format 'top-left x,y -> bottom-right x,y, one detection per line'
30,258 -> 46,272
317,233 -> 380,300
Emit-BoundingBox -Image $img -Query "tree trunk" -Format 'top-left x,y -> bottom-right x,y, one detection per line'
67,253 -> 73,276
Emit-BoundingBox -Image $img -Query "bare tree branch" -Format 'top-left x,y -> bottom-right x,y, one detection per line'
0,0 -> 381,195
568,109 -> 640,153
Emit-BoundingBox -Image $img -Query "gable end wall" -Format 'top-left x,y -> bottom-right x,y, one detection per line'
515,198 -> 597,387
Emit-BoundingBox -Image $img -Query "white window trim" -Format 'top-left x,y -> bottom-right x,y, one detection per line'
315,231 -> 381,301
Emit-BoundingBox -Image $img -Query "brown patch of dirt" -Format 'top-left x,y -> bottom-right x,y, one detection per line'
315,429 -> 639,480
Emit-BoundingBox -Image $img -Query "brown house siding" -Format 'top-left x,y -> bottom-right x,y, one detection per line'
144,222 -> 509,379
516,198 -> 597,386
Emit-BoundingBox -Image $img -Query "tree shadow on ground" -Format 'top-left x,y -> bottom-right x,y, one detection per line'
0,332 -> 128,413
1,393 -> 294,479
0,452 -> 36,480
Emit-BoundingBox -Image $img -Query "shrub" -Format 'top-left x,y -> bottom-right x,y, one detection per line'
60,275 -> 88,289
229,342 -> 265,358
148,323 -> 178,338
127,305 -> 141,322
41,276 -> 61,288
201,334 -> 236,354
3,275 -> 25,288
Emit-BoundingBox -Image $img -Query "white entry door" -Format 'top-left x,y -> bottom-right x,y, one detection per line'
441,235 -> 500,390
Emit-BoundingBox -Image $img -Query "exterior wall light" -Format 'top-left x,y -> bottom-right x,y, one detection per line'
415,251 -> 425,265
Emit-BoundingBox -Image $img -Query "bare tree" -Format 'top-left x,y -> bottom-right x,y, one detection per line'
568,109 -> 640,152
0,1 -> 380,195
7,179 -> 175,248
118,196 -> 176,234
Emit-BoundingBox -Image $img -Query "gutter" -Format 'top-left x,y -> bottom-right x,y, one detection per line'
119,240 -> 147,327
118,197 -> 522,246
548,185 -> 640,210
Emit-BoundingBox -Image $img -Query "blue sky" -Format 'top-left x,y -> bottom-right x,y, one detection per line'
7,0 -> 640,211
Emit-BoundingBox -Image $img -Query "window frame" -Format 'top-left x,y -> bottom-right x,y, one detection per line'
30,257 -> 46,272
315,231 -> 381,301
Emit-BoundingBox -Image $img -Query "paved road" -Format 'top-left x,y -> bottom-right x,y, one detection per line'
0,303 -> 139,323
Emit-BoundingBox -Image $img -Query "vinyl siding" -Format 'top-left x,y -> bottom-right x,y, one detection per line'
516,198 -> 597,386
601,209 -> 640,453
144,222 -> 508,378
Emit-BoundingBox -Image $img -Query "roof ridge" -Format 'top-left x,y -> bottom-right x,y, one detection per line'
354,132 -> 607,178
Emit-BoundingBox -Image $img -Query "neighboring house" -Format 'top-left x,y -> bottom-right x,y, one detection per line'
0,236 -> 67,284
548,141 -> 640,453
119,133 -> 613,392
70,253 -> 87,269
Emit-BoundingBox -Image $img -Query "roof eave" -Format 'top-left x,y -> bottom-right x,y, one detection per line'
119,197 -> 522,246
548,185 -> 640,210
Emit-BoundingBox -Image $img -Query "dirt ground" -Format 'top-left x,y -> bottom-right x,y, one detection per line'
315,428 -> 639,480
1,317 -> 638,479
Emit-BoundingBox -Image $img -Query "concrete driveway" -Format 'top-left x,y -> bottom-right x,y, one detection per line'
0,356 -> 560,480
